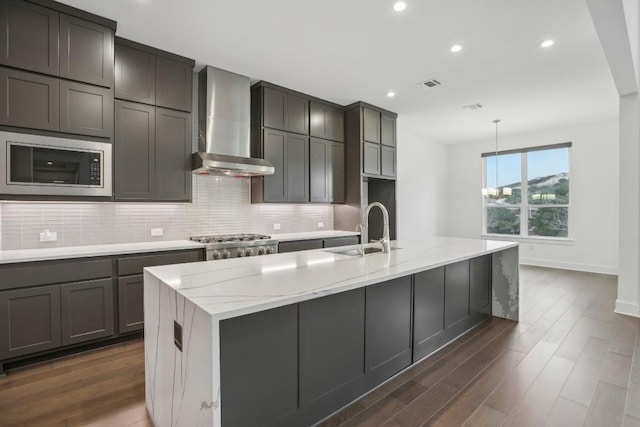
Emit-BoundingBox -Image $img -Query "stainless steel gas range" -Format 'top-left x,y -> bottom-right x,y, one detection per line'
189,234 -> 278,261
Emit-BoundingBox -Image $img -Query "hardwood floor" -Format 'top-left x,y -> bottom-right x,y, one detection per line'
0,266 -> 638,427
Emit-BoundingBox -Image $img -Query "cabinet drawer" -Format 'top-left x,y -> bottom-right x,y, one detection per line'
278,239 -> 323,253
0,258 -> 113,291
117,250 -> 203,276
323,236 -> 359,248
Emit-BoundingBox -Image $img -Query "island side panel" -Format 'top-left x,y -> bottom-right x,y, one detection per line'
492,246 -> 519,321
144,272 -> 214,426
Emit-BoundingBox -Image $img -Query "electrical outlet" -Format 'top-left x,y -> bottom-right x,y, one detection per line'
273,223 -> 281,230
151,228 -> 164,237
39,229 -> 57,242
318,222 -> 324,228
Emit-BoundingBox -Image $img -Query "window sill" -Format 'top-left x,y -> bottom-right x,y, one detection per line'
481,234 -> 574,246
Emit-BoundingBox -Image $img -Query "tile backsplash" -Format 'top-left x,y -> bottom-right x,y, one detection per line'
0,176 -> 334,250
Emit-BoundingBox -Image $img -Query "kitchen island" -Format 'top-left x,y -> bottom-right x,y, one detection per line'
143,237 -> 519,427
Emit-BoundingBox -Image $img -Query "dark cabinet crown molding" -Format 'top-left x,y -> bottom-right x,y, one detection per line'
344,101 -> 398,118
251,80 -> 344,111
26,0 -> 117,30
115,37 -> 195,67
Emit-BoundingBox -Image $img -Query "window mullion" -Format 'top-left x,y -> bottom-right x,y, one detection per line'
521,152 -> 528,237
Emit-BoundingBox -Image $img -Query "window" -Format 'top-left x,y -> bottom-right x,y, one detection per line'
482,143 -> 570,239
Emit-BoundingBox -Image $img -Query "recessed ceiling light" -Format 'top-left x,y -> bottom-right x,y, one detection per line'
393,1 -> 407,12
387,91 -> 396,97
541,39 -> 554,48
450,44 -> 463,53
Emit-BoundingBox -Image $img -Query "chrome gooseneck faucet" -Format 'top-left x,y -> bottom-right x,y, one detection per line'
363,202 -> 391,253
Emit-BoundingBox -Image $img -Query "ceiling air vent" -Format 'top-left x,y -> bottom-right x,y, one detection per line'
462,103 -> 483,110
416,79 -> 441,88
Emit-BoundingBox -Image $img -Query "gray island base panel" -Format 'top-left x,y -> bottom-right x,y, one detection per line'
143,237 -> 519,427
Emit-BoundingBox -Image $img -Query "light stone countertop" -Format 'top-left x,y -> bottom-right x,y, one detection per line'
145,236 -> 518,321
0,240 -> 206,264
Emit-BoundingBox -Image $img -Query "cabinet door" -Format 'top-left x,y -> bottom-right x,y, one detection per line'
115,44 -> 156,105
363,141 -> 381,175
328,106 -> 344,142
59,14 -> 114,88
262,87 -> 286,131
381,146 -> 396,178
59,80 -> 113,138
60,279 -> 114,346
286,93 -> 308,135
413,267 -> 445,361
330,142 -> 345,203
286,133 -> 309,202
155,107 -> 191,201
365,276 -> 412,387
0,67 -> 59,131
114,100 -> 156,200
0,285 -> 61,359
470,255 -> 492,315
262,128 -> 287,202
310,138 -> 329,203
381,113 -> 396,147
118,275 -> 144,333
220,305 -> 298,427
309,101 -> 328,139
362,107 -> 380,143
0,0 -> 59,75
299,288 -> 365,411
445,260 -> 470,329
155,56 -> 192,112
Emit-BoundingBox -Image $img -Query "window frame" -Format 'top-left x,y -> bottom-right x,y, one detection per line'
481,143 -> 572,241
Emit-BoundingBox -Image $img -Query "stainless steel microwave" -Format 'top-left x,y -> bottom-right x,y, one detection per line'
0,131 -> 113,197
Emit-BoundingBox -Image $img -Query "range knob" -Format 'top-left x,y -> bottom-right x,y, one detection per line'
266,247 -> 275,254
222,250 -> 231,259
245,248 -> 254,257
237,249 -> 245,257
258,247 -> 266,255
212,251 -> 222,260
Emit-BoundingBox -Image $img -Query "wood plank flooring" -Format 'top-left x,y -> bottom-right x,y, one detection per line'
0,266 -> 638,427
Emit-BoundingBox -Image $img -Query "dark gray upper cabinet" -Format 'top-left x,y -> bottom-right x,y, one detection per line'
114,100 -> 156,200
59,14 -> 114,88
381,113 -> 396,147
220,305 -> 298,427
262,87 -> 308,135
0,66 -> 59,131
330,141 -> 345,203
310,138 -> 344,203
310,101 -> 344,142
115,44 -> 156,105
444,260 -> 470,329
413,267 -> 445,361
155,107 -> 191,201
363,107 -> 381,143
0,285 -> 61,360
363,141 -> 381,176
60,279 -> 114,346
0,0 -> 59,76
60,80 -> 113,138
381,145 -> 396,178
155,56 -> 192,112
365,276 -> 412,387
257,129 -> 309,203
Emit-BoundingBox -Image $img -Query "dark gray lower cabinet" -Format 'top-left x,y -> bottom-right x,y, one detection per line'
445,260 -> 471,334
322,236 -> 359,248
413,267 -> 445,361
365,276 -> 412,387
220,305 -> 298,427
60,80 -> 113,138
299,288 -> 365,419
0,285 -> 61,359
118,275 -> 143,333
470,255 -> 492,317
278,239 -> 323,253
60,279 -> 114,346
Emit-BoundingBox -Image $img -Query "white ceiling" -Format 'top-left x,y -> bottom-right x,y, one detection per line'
60,0 -> 618,143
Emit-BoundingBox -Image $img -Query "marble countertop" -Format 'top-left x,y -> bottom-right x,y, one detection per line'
145,236 -> 518,321
0,240 -> 206,264
272,230 -> 360,242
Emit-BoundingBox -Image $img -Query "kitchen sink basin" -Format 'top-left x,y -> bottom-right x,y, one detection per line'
327,247 -> 399,257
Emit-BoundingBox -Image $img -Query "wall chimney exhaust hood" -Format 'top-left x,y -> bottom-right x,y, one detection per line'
192,66 -> 274,177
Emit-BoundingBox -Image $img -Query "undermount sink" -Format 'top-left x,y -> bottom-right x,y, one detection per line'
327,247 -> 399,257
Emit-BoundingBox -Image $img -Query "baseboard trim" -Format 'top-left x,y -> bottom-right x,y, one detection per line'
615,300 -> 640,318
519,257 -> 618,275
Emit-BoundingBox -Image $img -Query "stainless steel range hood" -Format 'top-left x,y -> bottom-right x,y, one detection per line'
192,66 -> 274,176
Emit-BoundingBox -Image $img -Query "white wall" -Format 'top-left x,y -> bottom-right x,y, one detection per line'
446,119 -> 619,275
396,125 -> 448,242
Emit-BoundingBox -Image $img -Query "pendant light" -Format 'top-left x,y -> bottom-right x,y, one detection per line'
482,119 -> 512,198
